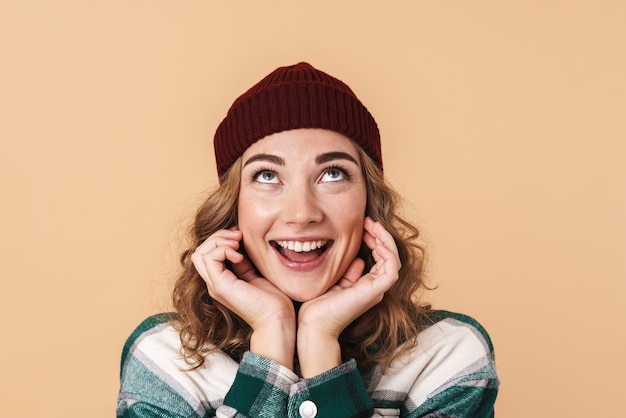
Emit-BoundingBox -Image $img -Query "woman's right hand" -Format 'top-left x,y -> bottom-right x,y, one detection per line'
191,228 -> 296,369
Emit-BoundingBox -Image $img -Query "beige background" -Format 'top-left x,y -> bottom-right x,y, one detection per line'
1,1 -> 624,416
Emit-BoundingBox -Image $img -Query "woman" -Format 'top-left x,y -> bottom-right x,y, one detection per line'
117,62 -> 499,417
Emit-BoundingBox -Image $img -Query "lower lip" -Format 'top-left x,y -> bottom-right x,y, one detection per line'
272,243 -> 333,271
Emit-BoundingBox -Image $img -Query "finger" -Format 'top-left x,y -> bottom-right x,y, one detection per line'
363,219 -> 382,250
204,249 -> 247,304
370,242 -> 401,273
200,229 -> 243,246
192,246 -> 243,283
207,247 -> 244,275
230,252 -> 259,282
195,230 -> 243,254
362,220 -> 402,282
364,217 -> 392,245
190,251 -> 209,279
363,230 -> 389,268
364,219 -> 399,258
337,258 -> 365,287
207,228 -> 243,241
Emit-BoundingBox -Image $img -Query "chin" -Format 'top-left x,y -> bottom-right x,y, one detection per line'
283,286 -> 327,303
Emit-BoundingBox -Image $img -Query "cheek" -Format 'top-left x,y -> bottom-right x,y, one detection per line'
336,194 -> 367,246
238,193 -> 270,226
346,215 -> 366,251
237,194 -> 277,255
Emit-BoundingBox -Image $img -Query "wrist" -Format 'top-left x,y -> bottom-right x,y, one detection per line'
297,326 -> 342,378
250,319 -> 296,371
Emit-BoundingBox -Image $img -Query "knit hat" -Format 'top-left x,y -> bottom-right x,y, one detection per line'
213,62 -> 381,180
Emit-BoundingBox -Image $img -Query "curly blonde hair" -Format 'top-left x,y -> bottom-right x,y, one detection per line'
172,148 -> 431,372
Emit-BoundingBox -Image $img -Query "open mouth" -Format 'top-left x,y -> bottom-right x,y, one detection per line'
271,240 -> 332,263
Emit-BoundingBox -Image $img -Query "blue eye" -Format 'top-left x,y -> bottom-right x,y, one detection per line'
320,167 -> 348,182
254,170 -> 279,184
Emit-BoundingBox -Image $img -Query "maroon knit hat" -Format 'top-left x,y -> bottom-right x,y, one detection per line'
213,62 -> 381,179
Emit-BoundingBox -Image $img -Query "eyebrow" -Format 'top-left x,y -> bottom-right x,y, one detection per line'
243,154 -> 285,167
316,152 -> 359,166
243,151 -> 359,168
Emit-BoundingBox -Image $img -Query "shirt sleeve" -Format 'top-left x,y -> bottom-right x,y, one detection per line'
117,314 -> 226,418
219,352 -> 298,417
221,352 -> 373,418
117,353 -> 209,418
117,314 -> 209,418
402,311 -> 500,418
407,358 -> 499,418
289,359 -> 373,417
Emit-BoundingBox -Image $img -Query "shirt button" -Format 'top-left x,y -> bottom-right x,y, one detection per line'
299,400 -> 317,418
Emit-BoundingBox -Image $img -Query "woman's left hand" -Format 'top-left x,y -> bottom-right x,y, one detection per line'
296,217 -> 401,377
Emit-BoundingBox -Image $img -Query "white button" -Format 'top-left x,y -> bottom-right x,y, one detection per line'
299,400 -> 317,418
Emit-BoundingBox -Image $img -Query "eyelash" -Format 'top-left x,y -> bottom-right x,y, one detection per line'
249,164 -> 353,183
323,164 -> 352,182
250,166 -> 276,183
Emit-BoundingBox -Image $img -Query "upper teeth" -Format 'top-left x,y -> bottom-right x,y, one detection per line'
277,240 -> 327,253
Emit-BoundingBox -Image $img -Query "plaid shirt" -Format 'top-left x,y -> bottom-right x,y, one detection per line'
117,311 -> 499,417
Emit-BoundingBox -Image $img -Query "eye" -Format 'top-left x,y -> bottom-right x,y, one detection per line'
319,166 -> 350,183
253,169 -> 279,184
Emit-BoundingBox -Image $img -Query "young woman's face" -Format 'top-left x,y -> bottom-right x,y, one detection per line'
237,128 -> 367,302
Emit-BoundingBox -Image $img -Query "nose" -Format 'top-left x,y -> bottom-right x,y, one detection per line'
281,183 -> 323,226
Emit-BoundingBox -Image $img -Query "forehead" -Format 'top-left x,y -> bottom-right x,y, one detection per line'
241,128 -> 361,160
